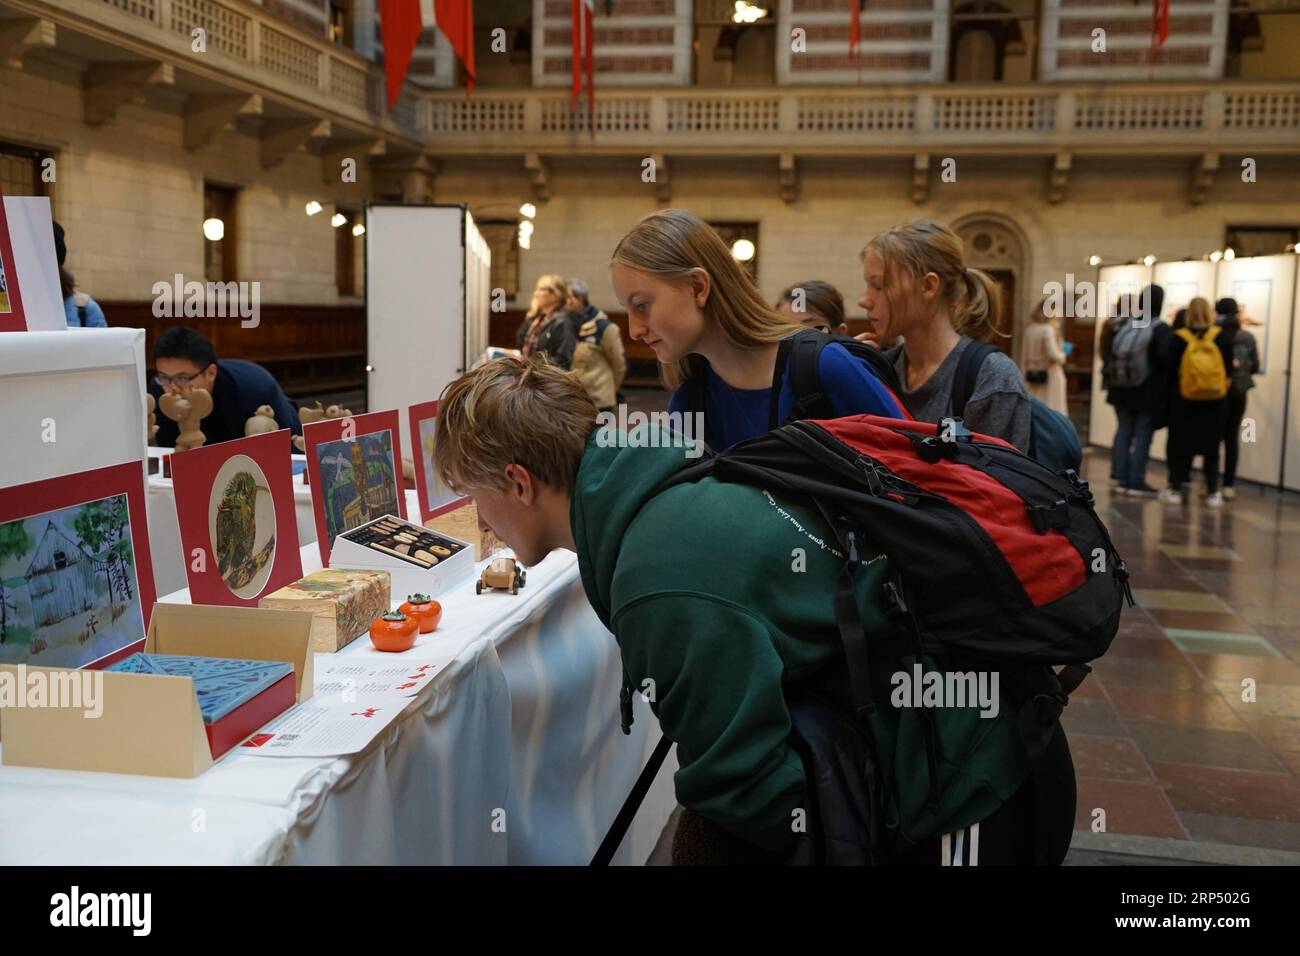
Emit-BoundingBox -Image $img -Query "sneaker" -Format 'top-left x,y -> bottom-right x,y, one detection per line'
1207,492 -> 1224,508
1126,484 -> 1159,498
1158,488 -> 1183,504
1223,486 -> 1236,500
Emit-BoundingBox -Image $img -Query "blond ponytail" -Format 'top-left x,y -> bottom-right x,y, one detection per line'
863,219 -> 1008,341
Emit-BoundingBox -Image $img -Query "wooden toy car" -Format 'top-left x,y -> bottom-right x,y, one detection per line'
477,557 -> 526,595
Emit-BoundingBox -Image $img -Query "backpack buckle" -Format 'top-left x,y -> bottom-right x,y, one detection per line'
1063,469 -> 1094,504
1027,499 -> 1071,534
939,417 -> 973,442
911,435 -> 956,464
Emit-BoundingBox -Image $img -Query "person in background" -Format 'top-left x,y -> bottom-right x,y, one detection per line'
861,219 -> 1031,450
1171,308 -> 1187,331
1102,285 -> 1169,497
565,277 -> 626,413
1021,296 -> 1069,416
52,221 -> 107,328
516,274 -> 578,369
1160,297 -> 1232,507
148,325 -> 301,448
1216,297 -> 1259,500
612,209 -> 900,451
775,281 -> 849,335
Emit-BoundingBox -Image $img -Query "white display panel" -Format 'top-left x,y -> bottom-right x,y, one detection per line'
365,204 -> 491,422
464,210 -> 491,369
0,328 -> 149,487
1285,260 -> 1300,492
3,196 -> 67,333
1087,264 -> 1153,450
1216,254 -> 1297,488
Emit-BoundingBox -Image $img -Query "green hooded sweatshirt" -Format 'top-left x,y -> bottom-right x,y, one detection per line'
571,428 -> 1033,857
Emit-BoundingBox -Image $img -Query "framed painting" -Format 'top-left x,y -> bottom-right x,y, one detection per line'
0,460 -> 156,669
170,429 -> 303,607
408,400 -> 468,523
302,409 -> 406,565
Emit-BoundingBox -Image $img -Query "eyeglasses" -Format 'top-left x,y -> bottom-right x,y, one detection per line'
154,371 -> 203,388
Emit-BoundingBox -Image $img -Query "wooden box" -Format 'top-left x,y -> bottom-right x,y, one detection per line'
257,568 -> 391,653
423,502 -> 500,562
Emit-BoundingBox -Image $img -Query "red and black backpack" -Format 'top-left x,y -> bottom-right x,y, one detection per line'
597,412 -> 1132,865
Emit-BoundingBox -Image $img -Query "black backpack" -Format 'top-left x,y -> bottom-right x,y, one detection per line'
593,412 -> 1130,865
685,329 -> 909,448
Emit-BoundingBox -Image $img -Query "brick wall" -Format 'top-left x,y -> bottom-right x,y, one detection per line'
778,0 -> 947,84
533,0 -> 693,87
430,154 -> 1300,365
1040,0 -> 1228,81
0,61 -> 372,305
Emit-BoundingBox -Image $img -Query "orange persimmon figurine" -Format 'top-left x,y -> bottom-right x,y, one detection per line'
369,610 -> 418,653
398,594 -> 442,634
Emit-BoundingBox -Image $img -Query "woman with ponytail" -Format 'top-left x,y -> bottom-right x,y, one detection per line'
610,209 -> 902,450
859,219 -> 1031,450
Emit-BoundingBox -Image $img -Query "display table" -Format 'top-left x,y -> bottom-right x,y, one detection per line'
0,543 -> 678,865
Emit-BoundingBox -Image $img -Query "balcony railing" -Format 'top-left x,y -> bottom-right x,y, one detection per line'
426,83 -> 1300,151
11,0 -> 1300,156
23,0 -> 425,141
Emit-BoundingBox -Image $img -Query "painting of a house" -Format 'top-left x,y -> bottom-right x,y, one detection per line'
26,523 -> 98,627
0,494 -> 145,668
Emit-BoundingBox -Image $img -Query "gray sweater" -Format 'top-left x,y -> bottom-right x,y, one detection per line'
892,336 -> 1033,452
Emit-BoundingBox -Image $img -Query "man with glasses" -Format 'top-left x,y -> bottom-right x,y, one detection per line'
149,325 -> 301,448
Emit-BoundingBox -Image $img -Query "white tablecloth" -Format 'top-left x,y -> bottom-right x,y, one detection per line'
0,542 -> 678,865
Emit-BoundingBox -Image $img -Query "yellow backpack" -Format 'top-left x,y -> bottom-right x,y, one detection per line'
1176,326 -> 1228,401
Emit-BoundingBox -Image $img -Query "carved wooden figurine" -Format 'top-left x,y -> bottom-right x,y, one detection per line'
159,388 -> 213,452
146,393 -> 159,444
293,401 -> 352,452
245,404 -> 278,437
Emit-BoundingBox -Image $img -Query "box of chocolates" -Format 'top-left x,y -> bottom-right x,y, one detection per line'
328,514 -> 474,599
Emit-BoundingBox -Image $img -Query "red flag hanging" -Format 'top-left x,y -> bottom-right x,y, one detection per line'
434,0 -> 476,93
1151,0 -> 1170,48
849,0 -> 862,59
572,0 -> 595,130
379,0 -> 423,110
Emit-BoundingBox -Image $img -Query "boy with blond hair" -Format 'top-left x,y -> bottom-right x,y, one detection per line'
435,357 -> 1073,865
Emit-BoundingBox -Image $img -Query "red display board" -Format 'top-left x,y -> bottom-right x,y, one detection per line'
302,409 -> 407,566
0,460 -> 156,669
169,429 -> 304,607
0,197 -> 29,333
408,399 -> 469,523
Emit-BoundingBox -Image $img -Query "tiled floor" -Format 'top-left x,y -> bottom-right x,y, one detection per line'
1066,449 -> 1300,863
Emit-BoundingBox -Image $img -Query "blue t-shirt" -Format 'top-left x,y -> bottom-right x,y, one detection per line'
668,342 -> 902,450
64,294 -> 107,328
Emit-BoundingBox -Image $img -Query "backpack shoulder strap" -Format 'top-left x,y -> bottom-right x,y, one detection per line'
684,364 -> 719,451
952,340 -> 997,418
1175,327 -> 1195,345
770,329 -> 829,430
